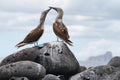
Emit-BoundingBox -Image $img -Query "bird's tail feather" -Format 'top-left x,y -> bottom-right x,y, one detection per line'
66,40 -> 73,46
15,41 -> 26,48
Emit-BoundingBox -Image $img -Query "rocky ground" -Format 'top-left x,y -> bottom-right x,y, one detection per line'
0,41 -> 120,80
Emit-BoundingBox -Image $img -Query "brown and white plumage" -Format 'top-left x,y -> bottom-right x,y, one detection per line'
16,8 -> 51,48
50,6 -> 73,46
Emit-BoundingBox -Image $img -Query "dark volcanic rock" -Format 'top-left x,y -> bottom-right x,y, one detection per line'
0,61 -> 46,80
9,77 -> 29,80
107,56 -> 120,68
42,74 -> 60,80
58,75 -> 66,80
94,65 -> 115,75
0,47 -> 39,66
70,65 -> 115,80
112,71 -> 120,80
35,42 -> 79,75
0,41 -> 79,76
69,68 -> 96,80
79,66 -> 87,72
70,56 -> 120,80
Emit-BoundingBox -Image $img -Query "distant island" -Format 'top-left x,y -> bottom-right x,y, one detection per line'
79,51 -> 113,67
87,51 -> 113,62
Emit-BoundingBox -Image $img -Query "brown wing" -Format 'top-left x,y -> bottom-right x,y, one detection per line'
61,23 -> 70,38
23,28 -> 44,43
53,22 -> 70,40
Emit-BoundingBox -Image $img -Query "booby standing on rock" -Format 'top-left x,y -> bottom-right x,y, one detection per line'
49,6 -> 73,46
16,8 -> 51,48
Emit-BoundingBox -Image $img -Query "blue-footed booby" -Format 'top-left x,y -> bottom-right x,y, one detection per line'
49,6 -> 73,46
16,8 -> 51,48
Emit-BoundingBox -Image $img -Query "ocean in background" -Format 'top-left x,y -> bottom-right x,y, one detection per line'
79,60 -> 107,68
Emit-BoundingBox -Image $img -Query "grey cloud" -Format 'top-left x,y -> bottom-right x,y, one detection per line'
0,0 -> 47,13
67,19 -> 120,40
1,0 -> 120,20
65,0 -> 120,20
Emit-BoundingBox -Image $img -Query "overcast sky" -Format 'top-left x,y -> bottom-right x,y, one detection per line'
0,0 -> 120,60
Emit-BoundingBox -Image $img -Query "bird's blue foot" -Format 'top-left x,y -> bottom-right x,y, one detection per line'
35,44 -> 44,48
57,37 -> 59,42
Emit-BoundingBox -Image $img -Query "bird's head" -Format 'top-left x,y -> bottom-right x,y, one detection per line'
40,8 -> 51,22
49,6 -> 63,20
49,6 -> 63,13
42,8 -> 51,15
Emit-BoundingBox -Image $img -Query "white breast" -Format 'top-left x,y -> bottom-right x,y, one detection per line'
57,19 -> 62,22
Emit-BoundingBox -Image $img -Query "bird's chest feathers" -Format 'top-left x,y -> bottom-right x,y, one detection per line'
57,19 -> 62,22
54,21 -> 65,32
55,19 -> 62,27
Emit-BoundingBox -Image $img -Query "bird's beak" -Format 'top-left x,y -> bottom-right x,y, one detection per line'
49,6 -> 58,11
46,8 -> 51,13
